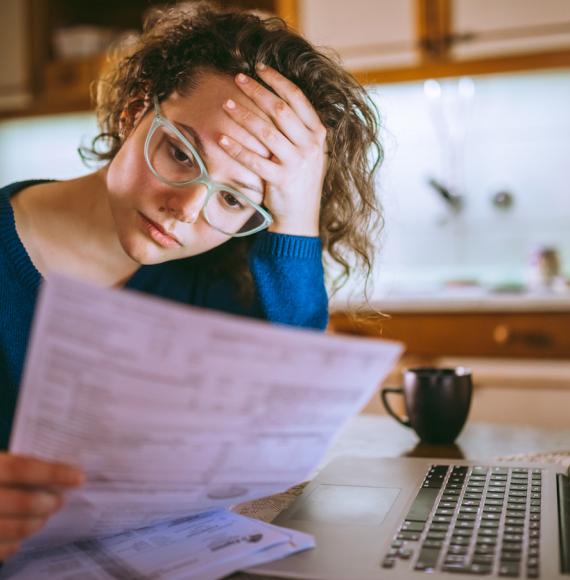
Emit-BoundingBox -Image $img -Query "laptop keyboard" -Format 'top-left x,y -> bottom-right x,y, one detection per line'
381,464 -> 543,577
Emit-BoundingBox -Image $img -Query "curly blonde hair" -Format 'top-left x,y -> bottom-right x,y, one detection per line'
85,1 -> 383,303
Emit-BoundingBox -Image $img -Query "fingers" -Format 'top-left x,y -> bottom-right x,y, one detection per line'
0,517 -> 47,541
239,65 -> 324,133
0,515 -> 50,561
0,489 -> 61,561
235,71 -> 316,147
0,542 -> 22,562
0,455 -> 81,562
223,98 -> 294,162
224,114 -> 272,159
0,488 -> 62,517
218,135 -> 278,183
0,454 -> 84,488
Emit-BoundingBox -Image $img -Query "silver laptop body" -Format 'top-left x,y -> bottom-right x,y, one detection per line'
248,456 -> 569,580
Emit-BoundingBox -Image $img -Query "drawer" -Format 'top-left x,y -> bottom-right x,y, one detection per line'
43,55 -> 107,101
329,312 -> 570,359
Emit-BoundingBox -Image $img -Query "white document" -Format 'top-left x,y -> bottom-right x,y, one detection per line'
10,274 -> 403,553
0,509 -> 315,580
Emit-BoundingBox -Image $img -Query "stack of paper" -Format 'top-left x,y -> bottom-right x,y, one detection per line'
4,275 -> 402,579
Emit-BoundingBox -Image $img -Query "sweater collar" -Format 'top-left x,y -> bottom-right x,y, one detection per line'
0,180 -> 51,294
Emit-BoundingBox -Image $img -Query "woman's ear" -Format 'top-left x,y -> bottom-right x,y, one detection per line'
118,95 -> 152,141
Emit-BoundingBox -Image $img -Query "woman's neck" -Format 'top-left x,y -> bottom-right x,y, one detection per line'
11,168 -> 140,286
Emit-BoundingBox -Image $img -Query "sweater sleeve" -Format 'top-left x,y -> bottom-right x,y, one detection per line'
248,231 -> 329,330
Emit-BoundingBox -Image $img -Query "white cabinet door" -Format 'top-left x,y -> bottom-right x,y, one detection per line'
0,0 -> 31,110
298,0 -> 419,70
451,0 -> 570,60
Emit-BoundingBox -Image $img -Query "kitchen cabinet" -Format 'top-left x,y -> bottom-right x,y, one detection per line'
4,0 -> 570,117
0,0 -> 290,118
450,0 -> 570,61
0,0 -> 32,111
298,0 -> 418,70
296,0 -> 570,84
330,310 -> 570,360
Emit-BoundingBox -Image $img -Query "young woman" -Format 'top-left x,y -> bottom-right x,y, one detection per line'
0,3 -> 382,558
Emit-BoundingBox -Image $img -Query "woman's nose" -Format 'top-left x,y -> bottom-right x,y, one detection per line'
163,184 -> 208,223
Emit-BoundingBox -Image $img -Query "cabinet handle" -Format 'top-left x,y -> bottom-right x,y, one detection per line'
493,324 -> 552,348
493,324 -> 511,345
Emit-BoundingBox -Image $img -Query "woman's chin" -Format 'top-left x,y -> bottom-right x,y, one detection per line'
120,236 -> 172,266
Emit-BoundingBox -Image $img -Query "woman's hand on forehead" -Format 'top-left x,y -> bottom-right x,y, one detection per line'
219,65 -> 327,237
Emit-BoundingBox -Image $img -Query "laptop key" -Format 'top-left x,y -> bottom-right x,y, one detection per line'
398,531 -> 420,541
405,487 -> 439,522
441,563 -> 471,573
401,520 -> 424,532
467,564 -> 493,575
472,554 -> 494,565
429,523 -> 450,532
447,545 -> 468,555
451,528 -> 473,538
425,531 -> 447,540
422,539 -> 443,549
498,561 -> 520,577
500,551 -> 522,562
474,544 -> 495,555
414,548 -> 440,570
449,536 -> 470,545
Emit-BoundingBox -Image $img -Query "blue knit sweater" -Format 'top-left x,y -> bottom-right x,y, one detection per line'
0,181 -> 328,450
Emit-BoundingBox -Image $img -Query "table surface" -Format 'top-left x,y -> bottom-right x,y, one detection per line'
232,415 -> 570,579
321,414 -> 570,464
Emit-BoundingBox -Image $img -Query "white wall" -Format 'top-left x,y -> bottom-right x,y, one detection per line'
0,112 -> 97,184
367,68 -> 570,294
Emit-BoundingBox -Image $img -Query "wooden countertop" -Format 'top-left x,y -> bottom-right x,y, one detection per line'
330,289 -> 570,313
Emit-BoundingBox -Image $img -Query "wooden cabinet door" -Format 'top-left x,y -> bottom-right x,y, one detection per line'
298,0 -> 420,70
0,0 -> 31,110
330,311 -> 570,360
450,0 -> 570,60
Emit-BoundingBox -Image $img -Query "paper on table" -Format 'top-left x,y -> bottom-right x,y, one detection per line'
10,274 -> 403,549
0,510 -> 314,580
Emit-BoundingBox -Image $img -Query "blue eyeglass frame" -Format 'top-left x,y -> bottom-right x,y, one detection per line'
144,96 -> 273,237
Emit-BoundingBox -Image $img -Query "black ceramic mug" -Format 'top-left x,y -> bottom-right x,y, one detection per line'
380,367 -> 472,444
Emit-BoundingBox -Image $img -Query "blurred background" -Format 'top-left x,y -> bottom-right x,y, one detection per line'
2,0 -> 570,427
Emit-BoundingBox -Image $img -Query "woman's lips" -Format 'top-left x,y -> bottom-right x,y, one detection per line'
138,212 -> 182,249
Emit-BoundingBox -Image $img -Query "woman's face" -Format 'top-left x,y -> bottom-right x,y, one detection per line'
105,71 -> 267,265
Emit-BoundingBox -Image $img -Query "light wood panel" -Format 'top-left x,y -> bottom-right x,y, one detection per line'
330,311 -> 570,360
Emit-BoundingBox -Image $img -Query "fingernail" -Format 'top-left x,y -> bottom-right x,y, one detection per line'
59,468 -> 85,486
39,493 -> 60,512
256,62 -> 266,71
219,135 -> 230,146
237,73 -> 249,84
225,99 -> 236,110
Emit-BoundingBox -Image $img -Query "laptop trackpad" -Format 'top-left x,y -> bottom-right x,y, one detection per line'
289,484 -> 401,526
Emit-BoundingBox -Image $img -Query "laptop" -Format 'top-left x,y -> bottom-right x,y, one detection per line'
247,456 -> 570,579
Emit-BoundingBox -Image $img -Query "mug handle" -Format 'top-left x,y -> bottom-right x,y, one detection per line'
380,387 -> 412,428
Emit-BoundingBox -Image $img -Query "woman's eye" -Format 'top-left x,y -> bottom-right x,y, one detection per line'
221,191 -> 244,209
168,142 -> 195,167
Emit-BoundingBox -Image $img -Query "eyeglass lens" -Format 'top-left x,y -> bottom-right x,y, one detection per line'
146,124 -> 267,235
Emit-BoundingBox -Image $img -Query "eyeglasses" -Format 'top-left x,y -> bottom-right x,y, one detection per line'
144,96 -> 273,237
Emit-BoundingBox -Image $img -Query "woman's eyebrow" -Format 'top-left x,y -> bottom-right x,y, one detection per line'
175,121 -> 208,159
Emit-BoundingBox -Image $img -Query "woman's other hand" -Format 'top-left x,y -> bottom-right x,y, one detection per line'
0,453 -> 84,561
220,65 -> 327,237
